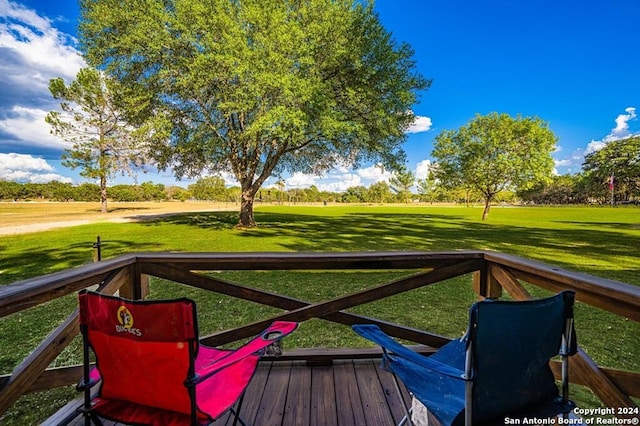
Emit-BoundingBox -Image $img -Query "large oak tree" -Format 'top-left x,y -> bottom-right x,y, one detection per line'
79,0 -> 429,226
432,113 -> 557,220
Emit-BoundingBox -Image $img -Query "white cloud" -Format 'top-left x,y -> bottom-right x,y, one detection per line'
357,164 -> 392,182
0,0 -> 85,158
268,162 -> 452,193
554,159 -> 572,167
267,164 -> 392,193
406,115 -> 433,134
0,105 -> 67,149
0,152 -> 53,172
414,159 -> 432,180
585,140 -> 606,154
605,107 -> 636,142
27,172 -> 72,184
0,152 -> 71,182
286,171 -> 362,193
554,107 -> 639,174
585,107 -> 638,154
0,0 -> 84,86
285,172 -> 318,188
316,177 -> 359,193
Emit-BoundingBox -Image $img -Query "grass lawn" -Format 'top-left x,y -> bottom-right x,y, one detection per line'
0,203 -> 638,423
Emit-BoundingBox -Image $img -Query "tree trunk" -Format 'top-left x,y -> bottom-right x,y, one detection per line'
482,197 -> 491,221
238,187 -> 257,227
100,175 -> 108,214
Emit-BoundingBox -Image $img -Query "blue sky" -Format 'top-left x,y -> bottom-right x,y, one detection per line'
1,0 -> 638,191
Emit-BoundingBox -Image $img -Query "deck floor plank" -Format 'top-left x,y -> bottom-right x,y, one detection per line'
282,361 -> 311,426
255,361 -> 292,426
353,360 -> 396,426
309,365 -> 337,426
373,361 -> 412,424
226,362 -> 272,426
333,360 -> 366,426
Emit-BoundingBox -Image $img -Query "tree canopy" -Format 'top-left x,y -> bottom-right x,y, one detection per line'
431,112 -> 557,220
46,67 -> 150,213
389,167 -> 415,203
188,176 -> 227,201
416,169 -> 440,204
79,0 -> 429,226
583,136 -> 640,204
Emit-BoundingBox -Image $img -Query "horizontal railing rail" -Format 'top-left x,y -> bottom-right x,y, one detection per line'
0,251 -> 638,419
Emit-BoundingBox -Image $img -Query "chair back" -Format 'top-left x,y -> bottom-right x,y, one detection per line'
467,291 -> 575,423
78,290 -> 199,416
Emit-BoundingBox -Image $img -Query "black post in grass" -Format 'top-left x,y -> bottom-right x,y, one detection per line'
92,236 -> 102,262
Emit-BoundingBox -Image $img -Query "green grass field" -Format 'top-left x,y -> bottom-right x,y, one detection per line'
0,204 -> 638,423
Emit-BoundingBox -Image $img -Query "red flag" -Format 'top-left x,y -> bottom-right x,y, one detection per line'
609,175 -> 614,191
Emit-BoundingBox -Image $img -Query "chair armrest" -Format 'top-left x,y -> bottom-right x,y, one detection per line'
194,321 -> 297,383
352,324 -> 466,380
76,366 -> 101,391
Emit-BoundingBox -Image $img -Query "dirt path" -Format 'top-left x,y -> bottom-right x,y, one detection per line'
0,202 -> 238,236
0,217 -> 132,236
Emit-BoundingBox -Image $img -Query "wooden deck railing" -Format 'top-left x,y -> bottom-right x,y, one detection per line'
0,251 -> 638,419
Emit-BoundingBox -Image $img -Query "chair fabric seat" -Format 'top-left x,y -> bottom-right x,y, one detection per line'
194,346 -> 260,420
392,338 -> 467,425
88,345 -> 261,424
89,398 -> 199,426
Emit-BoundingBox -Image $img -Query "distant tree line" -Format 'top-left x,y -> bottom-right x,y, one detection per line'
2,132 -> 637,206
0,179 -> 406,204
1,170 -> 637,208
0,181 -> 177,203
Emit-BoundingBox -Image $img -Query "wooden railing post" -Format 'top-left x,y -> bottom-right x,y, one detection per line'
473,261 -> 502,299
488,264 -> 531,300
119,261 -> 149,300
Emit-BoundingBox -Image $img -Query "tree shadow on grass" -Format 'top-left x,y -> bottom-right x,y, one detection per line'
2,209 -> 637,287
0,238 -> 164,285
272,211 -> 638,285
133,211 -> 238,230
552,220 -> 640,231
76,206 -> 156,215
108,206 -> 155,214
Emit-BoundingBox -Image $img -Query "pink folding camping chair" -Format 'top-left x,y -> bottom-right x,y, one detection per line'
77,290 -> 297,425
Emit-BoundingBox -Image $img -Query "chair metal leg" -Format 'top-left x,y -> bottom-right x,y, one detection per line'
398,409 -> 417,426
464,342 -> 473,426
560,317 -> 574,404
76,411 -> 103,426
231,390 -> 248,426
90,414 -> 104,426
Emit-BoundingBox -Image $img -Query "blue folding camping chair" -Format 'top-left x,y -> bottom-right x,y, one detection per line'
353,291 -> 577,425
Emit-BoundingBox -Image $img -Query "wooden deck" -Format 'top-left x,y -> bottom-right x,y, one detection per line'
4,252 -> 638,425
49,358 -> 422,426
